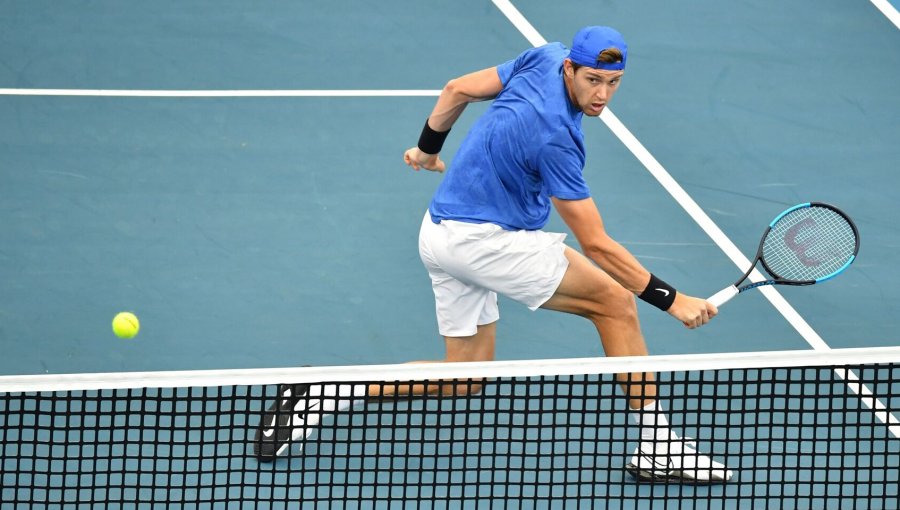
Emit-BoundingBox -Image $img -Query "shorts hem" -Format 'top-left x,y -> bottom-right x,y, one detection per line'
525,242 -> 569,311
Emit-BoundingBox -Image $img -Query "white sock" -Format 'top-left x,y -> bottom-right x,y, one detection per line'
306,383 -> 368,412
631,401 -> 672,442
288,384 -> 367,441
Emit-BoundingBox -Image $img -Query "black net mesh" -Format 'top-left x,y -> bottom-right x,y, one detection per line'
2,351 -> 898,509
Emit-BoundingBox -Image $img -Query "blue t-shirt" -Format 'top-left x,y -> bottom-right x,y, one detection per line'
428,43 -> 590,231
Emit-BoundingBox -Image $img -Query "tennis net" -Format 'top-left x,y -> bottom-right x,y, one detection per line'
2,347 -> 899,509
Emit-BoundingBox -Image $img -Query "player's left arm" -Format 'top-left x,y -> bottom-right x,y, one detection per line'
404,67 -> 503,173
551,196 -> 716,327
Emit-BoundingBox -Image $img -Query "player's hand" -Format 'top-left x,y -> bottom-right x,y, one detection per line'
404,147 -> 446,173
667,293 -> 718,329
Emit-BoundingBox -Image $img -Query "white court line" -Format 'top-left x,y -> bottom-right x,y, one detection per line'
489,0 -> 826,349
598,109 -> 832,351
870,0 -> 900,29
0,89 -> 441,97
491,0 -> 900,438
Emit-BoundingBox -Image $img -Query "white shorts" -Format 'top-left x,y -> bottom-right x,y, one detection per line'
418,212 -> 570,337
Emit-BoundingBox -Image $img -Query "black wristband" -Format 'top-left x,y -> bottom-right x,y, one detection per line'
638,274 -> 677,311
417,118 -> 451,155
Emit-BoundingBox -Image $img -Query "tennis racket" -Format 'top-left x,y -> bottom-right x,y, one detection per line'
708,202 -> 859,307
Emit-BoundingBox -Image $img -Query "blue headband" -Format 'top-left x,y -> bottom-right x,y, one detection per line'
567,26 -> 627,71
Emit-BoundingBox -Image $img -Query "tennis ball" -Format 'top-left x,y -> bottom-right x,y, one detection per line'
112,312 -> 140,339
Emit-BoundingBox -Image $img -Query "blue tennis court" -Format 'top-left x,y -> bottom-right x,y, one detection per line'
1,1 -> 898,508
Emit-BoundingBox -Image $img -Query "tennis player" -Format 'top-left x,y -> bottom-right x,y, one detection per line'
255,26 -> 732,484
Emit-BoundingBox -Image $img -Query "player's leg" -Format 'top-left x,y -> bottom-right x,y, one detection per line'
253,321 -> 498,462
257,304 -> 497,460
540,246 -> 654,409
541,246 -> 732,483
253,215 -> 500,460
371,321 -> 497,398
379,211 -> 502,397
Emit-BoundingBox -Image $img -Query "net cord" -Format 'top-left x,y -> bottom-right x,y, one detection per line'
3,346 -> 899,439
2,346 -> 899,393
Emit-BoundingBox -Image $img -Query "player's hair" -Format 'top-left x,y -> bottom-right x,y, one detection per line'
570,48 -> 624,72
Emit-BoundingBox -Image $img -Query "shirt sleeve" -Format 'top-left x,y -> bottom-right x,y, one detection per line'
536,127 -> 591,200
496,57 -> 517,86
496,43 -> 565,87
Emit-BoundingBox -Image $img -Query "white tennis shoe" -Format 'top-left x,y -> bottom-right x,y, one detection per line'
625,434 -> 733,484
253,383 -> 364,461
253,383 -> 318,461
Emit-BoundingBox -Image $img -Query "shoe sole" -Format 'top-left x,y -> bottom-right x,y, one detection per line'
625,463 -> 731,485
253,382 -> 313,461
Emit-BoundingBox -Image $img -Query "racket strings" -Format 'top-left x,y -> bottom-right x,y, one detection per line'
762,206 -> 857,282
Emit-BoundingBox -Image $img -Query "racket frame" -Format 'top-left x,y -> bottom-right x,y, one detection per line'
708,202 -> 859,307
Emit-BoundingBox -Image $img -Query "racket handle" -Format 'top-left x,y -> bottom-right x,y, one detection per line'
707,286 -> 739,308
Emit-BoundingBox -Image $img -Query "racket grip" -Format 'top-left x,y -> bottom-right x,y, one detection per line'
707,286 -> 739,308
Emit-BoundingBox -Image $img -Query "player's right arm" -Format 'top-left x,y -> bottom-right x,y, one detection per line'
552,196 -> 716,329
404,67 -> 504,173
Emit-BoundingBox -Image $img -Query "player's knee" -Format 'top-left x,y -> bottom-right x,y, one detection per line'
619,291 -> 639,320
585,284 -> 638,324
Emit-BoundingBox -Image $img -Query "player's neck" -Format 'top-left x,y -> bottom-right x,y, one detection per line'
562,72 -> 579,109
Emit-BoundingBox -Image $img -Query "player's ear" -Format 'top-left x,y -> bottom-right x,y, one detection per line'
563,59 -> 575,77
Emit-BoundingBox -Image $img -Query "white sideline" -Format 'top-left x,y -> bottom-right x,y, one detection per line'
491,0 -> 899,437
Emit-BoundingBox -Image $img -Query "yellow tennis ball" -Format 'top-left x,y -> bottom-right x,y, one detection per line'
112,312 -> 140,339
